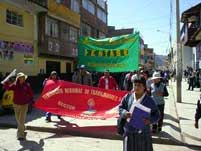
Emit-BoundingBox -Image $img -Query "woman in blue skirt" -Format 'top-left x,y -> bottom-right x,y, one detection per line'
119,76 -> 160,151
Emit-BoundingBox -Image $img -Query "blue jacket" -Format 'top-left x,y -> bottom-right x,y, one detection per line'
119,92 -> 160,134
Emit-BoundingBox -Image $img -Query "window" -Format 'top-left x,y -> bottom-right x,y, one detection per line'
56,0 -> 67,6
97,0 -> 106,10
45,17 -> 59,38
70,26 -> 78,43
82,0 -> 95,15
97,8 -> 106,23
99,32 -> 106,38
81,23 -> 91,37
71,0 -> 80,13
60,22 -> 69,41
6,10 -> 23,27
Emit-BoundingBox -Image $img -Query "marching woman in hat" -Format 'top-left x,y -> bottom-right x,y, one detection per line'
2,72 -> 33,141
119,76 -> 160,151
150,72 -> 169,133
43,71 -> 61,122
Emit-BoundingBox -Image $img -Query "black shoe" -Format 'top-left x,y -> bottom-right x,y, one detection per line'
18,137 -> 25,141
152,129 -> 157,134
158,127 -> 162,132
45,117 -> 51,122
57,115 -> 62,119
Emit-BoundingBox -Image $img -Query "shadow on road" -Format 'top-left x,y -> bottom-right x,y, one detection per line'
18,139 -> 44,151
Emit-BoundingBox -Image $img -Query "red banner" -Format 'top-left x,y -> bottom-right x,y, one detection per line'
34,80 -> 127,119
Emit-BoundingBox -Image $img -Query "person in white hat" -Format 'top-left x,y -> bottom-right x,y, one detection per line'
2,72 -> 33,141
150,72 -> 169,133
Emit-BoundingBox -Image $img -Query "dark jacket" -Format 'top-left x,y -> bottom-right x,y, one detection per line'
119,92 -> 160,134
195,100 -> 201,122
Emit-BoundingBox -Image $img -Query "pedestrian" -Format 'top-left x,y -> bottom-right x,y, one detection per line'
72,65 -> 93,86
195,95 -> 201,129
195,69 -> 200,88
72,67 -> 79,82
118,76 -> 160,151
123,71 -> 135,91
188,71 -> 196,91
2,72 -> 33,141
98,69 -> 118,90
150,72 -> 169,133
43,71 -> 61,122
184,69 -> 188,82
140,70 -> 152,94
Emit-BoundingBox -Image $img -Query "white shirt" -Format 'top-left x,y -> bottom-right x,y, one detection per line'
105,78 -> 109,89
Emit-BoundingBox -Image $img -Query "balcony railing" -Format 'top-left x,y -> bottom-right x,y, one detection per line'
28,0 -> 48,8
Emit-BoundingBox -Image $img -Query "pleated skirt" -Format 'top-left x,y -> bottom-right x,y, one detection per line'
123,132 -> 153,151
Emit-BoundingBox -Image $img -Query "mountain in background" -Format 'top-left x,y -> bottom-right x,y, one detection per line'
155,55 -> 168,69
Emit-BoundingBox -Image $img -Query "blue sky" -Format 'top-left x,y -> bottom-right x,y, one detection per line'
107,0 -> 201,55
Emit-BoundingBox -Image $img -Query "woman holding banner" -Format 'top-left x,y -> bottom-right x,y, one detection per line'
2,72 -> 33,141
43,71 -> 62,122
118,76 -> 159,151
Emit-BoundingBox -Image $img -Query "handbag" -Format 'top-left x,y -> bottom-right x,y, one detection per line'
117,117 -> 127,135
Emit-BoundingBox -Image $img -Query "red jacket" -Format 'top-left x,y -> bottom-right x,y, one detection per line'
4,81 -> 33,105
98,76 -> 118,90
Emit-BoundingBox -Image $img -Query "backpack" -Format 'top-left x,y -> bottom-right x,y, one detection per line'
117,92 -> 133,135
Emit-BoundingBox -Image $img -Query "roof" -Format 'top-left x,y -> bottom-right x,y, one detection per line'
181,3 -> 201,22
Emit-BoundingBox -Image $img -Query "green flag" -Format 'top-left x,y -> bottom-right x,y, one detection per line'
78,33 -> 140,72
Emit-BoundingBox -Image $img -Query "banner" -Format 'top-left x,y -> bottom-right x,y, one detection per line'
34,80 -> 127,119
78,33 -> 140,72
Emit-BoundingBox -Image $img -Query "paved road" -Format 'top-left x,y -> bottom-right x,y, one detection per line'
0,129 -> 200,151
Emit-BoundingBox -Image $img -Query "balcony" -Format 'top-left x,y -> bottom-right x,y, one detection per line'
39,36 -> 78,58
2,0 -> 48,13
28,0 -> 48,8
181,22 -> 201,47
181,3 -> 201,47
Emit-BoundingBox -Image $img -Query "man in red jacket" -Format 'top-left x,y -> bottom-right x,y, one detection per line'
3,72 -> 33,141
98,70 -> 119,90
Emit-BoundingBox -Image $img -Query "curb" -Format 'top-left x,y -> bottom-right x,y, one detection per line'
0,122 -> 185,146
169,81 -> 201,148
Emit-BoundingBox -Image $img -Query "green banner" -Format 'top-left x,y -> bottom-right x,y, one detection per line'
78,33 -> 140,72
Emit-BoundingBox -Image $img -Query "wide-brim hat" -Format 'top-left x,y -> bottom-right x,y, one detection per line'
151,72 -> 162,80
80,64 -> 86,69
16,72 -> 28,80
50,71 -> 57,76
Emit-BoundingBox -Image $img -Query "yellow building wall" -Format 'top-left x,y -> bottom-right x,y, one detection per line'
48,0 -> 80,28
37,57 -> 73,73
0,2 -> 77,76
0,2 -> 37,75
0,3 -> 34,42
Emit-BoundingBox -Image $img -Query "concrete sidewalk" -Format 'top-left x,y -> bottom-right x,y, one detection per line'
0,81 -> 200,147
171,80 -> 201,146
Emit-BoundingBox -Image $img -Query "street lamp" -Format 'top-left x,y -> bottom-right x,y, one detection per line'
156,29 -> 173,70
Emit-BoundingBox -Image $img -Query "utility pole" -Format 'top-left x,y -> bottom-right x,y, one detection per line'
176,0 -> 182,103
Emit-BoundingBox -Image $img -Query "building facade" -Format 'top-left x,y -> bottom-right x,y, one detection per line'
0,0 -> 82,76
80,0 -> 108,38
0,0 -> 48,76
38,0 -> 80,75
0,0 -> 110,76
181,3 -> 201,70
107,26 -> 134,37
143,44 -> 154,71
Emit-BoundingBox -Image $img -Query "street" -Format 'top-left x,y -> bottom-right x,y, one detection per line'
0,80 -> 201,151
0,128 -> 200,151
